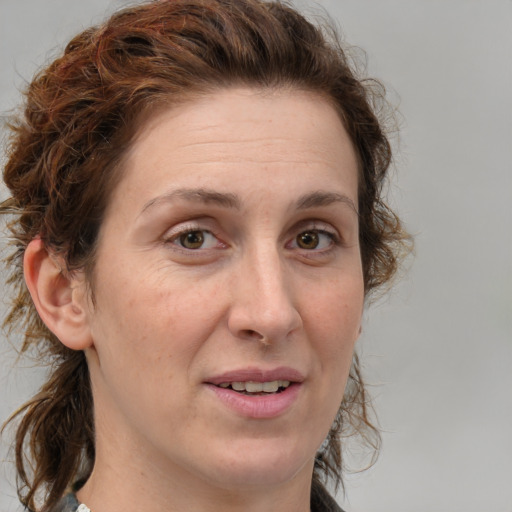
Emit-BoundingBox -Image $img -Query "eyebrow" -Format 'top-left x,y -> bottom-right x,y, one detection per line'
140,188 -> 241,215
296,191 -> 359,215
139,188 -> 358,216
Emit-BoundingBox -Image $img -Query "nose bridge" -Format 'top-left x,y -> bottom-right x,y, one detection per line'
228,240 -> 301,342
252,243 -> 288,310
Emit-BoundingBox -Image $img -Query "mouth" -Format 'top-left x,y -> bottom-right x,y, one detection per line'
205,367 -> 303,418
215,380 -> 291,395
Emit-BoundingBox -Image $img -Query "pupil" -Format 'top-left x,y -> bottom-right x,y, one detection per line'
297,231 -> 318,249
181,231 -> 204,249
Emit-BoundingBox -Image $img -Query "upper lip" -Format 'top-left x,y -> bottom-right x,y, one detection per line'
206,366 -> 305,385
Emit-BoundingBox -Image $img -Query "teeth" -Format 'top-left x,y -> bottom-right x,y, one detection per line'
262,381 -> 279,392
231,382 -> 245,391
245,381 -> 263,393
217,380 -> 291,393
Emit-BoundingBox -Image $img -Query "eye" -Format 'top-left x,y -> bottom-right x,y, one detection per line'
291,229 -> 336,251
172,229 -> 221,250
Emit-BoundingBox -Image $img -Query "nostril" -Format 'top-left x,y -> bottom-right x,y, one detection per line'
240,329 -> 266,342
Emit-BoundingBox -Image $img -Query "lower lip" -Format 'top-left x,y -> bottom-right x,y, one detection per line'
206,383 -> 301,419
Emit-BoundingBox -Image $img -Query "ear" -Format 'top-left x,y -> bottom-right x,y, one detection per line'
24,238 -> 93,350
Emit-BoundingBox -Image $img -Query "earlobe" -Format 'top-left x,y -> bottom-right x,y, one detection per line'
23,238 -> 93,350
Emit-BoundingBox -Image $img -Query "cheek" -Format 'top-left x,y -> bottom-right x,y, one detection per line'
89,262 -> 221,367
306,275 -> 363,383
308,276 -> 363,341
86,271 -> 212,421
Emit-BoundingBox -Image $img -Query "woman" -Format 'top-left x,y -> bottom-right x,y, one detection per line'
1,1 -> 409,511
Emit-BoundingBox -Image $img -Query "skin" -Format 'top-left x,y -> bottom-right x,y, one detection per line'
25,87 -> 363,512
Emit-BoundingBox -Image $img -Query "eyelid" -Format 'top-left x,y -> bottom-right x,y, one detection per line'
285,220 -> 342,253
162,221 -> 206,242
162,221 -> 226,249
289,230 -> 338,249
291,220 -> 340,240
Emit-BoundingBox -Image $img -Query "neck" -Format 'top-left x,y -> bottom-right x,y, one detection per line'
77,458 -> 314,512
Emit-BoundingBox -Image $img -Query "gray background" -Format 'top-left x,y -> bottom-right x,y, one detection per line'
1,1 -> 511,511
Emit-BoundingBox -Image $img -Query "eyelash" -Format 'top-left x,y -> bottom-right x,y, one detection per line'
162,223 -> 341,255
287,228 -> 340,252
162,223 -> 225,251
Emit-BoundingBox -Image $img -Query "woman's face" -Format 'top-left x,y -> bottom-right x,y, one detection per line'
83,88 -> 363,493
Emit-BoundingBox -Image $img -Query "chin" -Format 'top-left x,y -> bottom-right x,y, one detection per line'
197,436 -> 316,491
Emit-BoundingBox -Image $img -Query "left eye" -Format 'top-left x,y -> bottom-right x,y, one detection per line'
292,230 -> 335,250
175,230 -> 219,250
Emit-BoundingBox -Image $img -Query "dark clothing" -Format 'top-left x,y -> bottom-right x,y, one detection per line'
49,494 -> 82,512
311,481 -> 345,512
51,482 -> 345,512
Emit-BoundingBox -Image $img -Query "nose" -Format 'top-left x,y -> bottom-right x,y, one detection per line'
227,246 -> 302,345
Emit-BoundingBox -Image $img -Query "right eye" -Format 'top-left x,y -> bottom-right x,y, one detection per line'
172,229 -> 220,250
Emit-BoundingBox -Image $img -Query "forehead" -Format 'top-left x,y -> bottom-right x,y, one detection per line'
113,87 -> 359,208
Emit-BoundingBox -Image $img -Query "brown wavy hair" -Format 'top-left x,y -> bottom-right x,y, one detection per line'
1,1 -> 410,510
